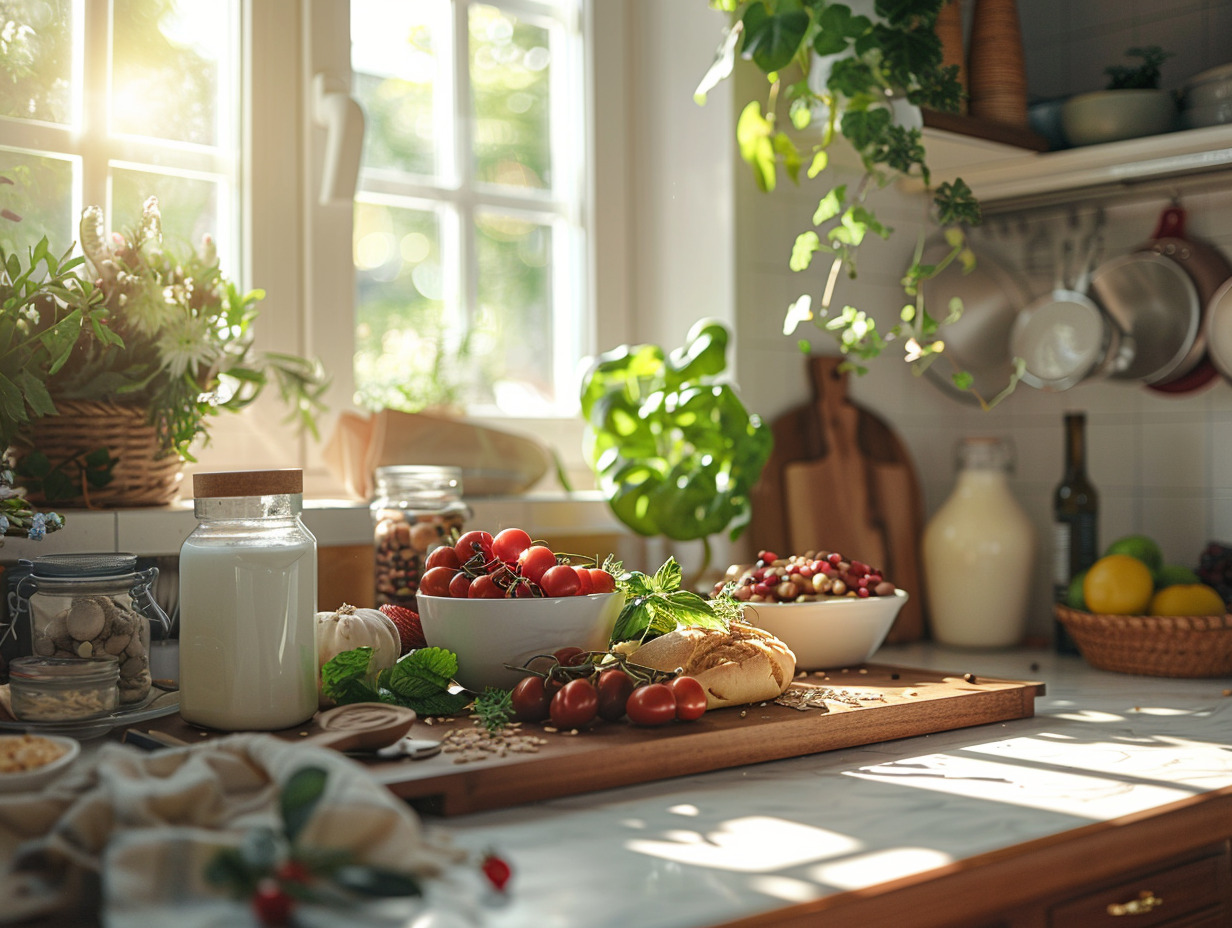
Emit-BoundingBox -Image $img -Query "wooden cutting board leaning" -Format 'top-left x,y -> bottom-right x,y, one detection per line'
749,356 -> 928,642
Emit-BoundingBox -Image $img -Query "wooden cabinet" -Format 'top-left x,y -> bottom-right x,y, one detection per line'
1047,843 -> 1231,928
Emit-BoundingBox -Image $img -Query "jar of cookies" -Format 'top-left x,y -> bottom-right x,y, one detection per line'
11,554 -> 170,705
371,465 -> 469,607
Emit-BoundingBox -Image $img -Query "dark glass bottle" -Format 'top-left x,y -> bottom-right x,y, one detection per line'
1053,412 -> 1098,654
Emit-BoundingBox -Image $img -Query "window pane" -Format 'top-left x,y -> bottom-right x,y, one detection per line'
475,211 -> 553,405
111,0 -> 232,145
110,167 -> 220,253
354,200 -> 471,411
0,0 -> 72,124
0,150 -> 74,254
351,0 -> 446,178
469,5 -> 551,191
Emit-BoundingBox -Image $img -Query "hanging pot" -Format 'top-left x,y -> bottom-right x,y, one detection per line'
1138,205 -> 1232,394
1088,250 -> 1201,386
1010,230 -> 1132,390
918,241 -> 1030,403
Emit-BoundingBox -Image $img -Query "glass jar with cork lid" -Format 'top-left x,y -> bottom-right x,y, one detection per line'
371,465 -> 469,607
178,469 -> 317,731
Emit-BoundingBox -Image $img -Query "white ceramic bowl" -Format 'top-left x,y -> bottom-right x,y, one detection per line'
0,734 -> 80,793
1061,90 -> 1175,147
741,590 -> 908,670
417,591 -> 625,692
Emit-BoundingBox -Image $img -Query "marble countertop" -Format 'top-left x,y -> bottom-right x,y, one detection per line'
432,644 -> 1232,928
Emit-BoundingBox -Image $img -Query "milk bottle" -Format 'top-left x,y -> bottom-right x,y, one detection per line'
178,469 -> 317,730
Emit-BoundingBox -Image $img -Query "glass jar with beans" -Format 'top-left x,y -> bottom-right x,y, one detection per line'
371,465 -> 470,607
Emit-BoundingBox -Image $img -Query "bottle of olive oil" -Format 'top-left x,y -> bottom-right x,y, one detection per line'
1053,412 -> 1098,654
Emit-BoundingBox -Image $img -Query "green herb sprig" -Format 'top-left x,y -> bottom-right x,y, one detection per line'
609,556 -> 744,645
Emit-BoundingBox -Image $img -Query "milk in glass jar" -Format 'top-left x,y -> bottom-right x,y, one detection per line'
178,469 -> 317,730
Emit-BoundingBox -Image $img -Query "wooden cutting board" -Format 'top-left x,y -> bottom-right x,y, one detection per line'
750,356 -> 928,642
133,666 -> 1042,816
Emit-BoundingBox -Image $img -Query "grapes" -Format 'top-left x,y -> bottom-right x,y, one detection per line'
717,549 -> 897,603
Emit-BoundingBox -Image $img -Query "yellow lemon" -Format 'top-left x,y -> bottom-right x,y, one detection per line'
1149,583 -> 1226,617
1083,554 -> 1155,615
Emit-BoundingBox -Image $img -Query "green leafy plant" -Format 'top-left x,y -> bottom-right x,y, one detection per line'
1105,46 -> 1173,91
579,320 -> 773,578
2,196 -> 330,502
695,1 -> 991,399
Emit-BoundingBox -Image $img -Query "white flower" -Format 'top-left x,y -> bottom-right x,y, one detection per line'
124,285 -> 176,337
156,312 -> 219,378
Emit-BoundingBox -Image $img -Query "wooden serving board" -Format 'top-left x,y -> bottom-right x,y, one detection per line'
133,666 -> 1042,816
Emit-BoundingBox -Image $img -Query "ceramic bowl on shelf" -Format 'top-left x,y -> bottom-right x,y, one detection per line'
740,590 -> 908,671
0,734 -> 80,793
1061,89 -> 1176,146
416,591 -> 625,692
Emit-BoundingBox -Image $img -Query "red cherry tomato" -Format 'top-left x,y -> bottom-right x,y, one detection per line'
517,545 -> 558,584
448,571 -> 472,598
425,545 -> 461,572
549,678 -> 598,728
574,565 -> 594,595
252,879 -> 295,927
626,684 -> 676,726
510,676 -> 552,722
419,566 -> 456,597
553,646 -> 587,667
492,527 -> 533,564
468,574 -> 504,598
665,675 -> 708,721
540,564 -> 581,597
588,568 -> 617,594
454,530 -> 494,566
596,668 -> 635,721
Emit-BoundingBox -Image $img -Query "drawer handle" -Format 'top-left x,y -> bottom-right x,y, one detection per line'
1106,891 -> 1163,916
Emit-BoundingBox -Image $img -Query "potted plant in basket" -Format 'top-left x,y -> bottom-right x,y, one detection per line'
695,1 -> 1002,403
2,197 -> 329,506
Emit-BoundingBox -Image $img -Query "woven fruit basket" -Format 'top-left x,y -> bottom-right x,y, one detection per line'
1055,604 -> 1232,678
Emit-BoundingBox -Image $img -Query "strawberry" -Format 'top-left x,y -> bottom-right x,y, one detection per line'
379,603 -> 425,653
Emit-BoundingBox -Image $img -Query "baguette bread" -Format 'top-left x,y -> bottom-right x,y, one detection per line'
624,622 -> 797,708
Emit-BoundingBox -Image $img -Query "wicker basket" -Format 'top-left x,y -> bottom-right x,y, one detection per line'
9,399 -> 183,508
1055,604 -> 1232,678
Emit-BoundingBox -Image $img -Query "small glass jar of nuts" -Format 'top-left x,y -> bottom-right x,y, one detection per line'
371,465 -> 470,607
11,554 -> 171,705
9,655 -> 120,722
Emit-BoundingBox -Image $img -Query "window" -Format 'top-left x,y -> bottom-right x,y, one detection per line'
0,0 -> 241,269
348,0 -> 588,417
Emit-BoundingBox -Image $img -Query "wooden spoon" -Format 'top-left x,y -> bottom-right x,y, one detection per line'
310,702 -> 417,752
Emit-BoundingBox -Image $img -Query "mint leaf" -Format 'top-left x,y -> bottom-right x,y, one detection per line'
321,647 -> 381,704
378,647 -> 471,712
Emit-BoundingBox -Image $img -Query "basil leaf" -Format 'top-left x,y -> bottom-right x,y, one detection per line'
320,647 -> 381,705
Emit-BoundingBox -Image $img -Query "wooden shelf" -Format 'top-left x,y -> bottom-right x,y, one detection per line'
921,109 -> 1049,152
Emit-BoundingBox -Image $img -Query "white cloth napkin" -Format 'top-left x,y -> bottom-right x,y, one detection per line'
0,734 -> 472,927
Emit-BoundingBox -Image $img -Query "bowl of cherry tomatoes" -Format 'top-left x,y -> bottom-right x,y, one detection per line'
415,528 -> 625,692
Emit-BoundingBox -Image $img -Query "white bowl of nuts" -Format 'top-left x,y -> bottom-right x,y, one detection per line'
0,734 -> 80,793
719,550 -> 908,670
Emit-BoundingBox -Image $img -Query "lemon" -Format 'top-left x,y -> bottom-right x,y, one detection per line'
1149,583 -> 1226,616
1104,534 -> 1164,576
1083,554 -> 1155,615
1154,563 -> 1201,588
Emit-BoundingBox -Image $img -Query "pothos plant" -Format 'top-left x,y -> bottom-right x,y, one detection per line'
580,319 -> 773,580
695,1 -> 1007,405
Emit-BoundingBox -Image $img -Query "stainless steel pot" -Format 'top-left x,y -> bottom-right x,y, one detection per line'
918,241 -> 1030,403
1138,205 -> 1232,393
